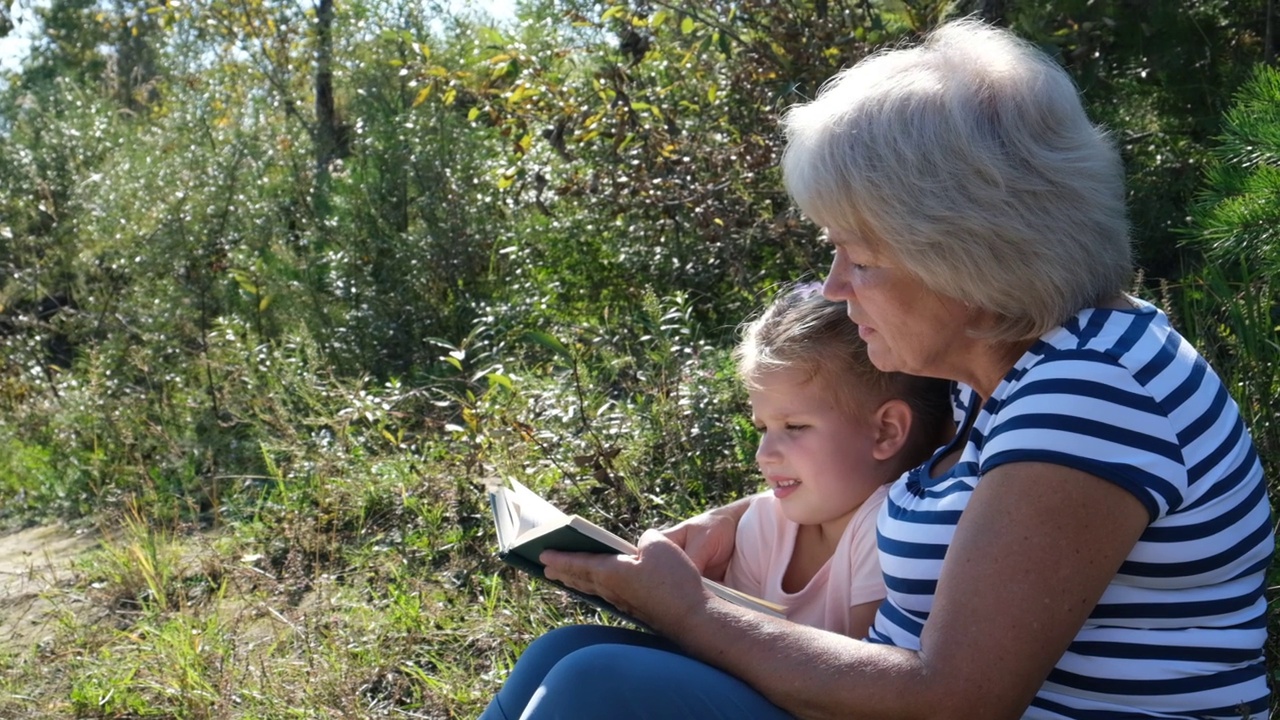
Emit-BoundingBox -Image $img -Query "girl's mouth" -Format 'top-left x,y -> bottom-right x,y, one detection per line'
773,478 -> 800,499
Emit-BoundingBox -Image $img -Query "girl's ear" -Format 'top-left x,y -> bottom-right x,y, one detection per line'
871,399 -> 912,461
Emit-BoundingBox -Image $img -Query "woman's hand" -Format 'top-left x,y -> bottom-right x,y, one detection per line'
660,496 -> 752,581
541,529 -> 710,635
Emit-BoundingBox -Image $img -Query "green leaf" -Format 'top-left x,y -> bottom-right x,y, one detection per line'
520,330 -> 572,360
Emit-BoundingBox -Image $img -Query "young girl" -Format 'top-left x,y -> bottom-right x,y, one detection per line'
722,284 -> 952,638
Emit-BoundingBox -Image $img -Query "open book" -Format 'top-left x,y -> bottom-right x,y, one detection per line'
488,478 -> 786,627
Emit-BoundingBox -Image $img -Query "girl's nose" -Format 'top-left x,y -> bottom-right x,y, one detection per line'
755,432 -> 779,465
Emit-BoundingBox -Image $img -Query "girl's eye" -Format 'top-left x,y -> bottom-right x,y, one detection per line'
785,423 -> 808,431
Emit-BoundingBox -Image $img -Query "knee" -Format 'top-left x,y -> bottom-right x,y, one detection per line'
517,625 -> 628,670
538,645 -> 663,707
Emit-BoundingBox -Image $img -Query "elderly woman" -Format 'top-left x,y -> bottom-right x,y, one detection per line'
481,19 -> 1272,720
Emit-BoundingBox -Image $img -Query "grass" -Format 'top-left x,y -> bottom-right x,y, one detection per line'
0,486 -> 600,718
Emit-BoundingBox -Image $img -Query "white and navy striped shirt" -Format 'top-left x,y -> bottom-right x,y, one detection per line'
870,299 -> 1273,719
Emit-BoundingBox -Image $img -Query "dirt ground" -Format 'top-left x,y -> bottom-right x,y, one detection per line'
0,525 -> 99,650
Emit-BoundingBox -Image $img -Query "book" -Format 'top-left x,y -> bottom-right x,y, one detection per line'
488,478 -> 786,627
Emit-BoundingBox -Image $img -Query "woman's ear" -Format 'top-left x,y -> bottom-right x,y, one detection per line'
871,399 -> 912,461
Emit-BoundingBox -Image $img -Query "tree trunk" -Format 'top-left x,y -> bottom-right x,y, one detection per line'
975,0 -> 1006,26
314,0 -> 342,174
1267,0 -> 1276,66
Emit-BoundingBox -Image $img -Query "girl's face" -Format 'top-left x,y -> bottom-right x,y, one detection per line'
749,368 -> 887,531
820,227 -> 972,381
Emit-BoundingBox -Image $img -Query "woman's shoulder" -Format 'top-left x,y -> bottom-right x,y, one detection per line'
1021,298 -> 1208,400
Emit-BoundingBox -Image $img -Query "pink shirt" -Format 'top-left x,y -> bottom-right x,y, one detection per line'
723,484 -> 888,637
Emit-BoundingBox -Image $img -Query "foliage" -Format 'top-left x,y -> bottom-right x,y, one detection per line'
433,0 -> 918,331
999,0 -> 1271,279
1179,61 -> 1280,493
1184,64 -> 1280,274
1,0 -> 1279,717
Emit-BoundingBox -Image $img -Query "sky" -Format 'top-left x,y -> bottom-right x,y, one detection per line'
0,0 -> 517,74
0,2 -> 36,73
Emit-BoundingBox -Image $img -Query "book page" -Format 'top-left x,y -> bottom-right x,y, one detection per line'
702,578 -> 786,616
507,478 -> 571,541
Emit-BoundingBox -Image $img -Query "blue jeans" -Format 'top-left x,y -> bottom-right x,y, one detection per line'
479,625 -> 793,719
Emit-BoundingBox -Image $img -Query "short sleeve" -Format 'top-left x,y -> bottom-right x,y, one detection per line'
979,353 -> 1187,521
844,494 -> 887,606
723,497 -> 772,598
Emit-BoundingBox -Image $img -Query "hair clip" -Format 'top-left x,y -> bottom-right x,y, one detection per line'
792,281 -> 824,298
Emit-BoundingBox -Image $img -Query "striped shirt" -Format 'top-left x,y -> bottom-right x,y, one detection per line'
870,298 -> 1273,719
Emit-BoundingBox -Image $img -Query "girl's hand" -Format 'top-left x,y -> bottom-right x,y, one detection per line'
660,498 -> 751,581
542,529 -> 709,635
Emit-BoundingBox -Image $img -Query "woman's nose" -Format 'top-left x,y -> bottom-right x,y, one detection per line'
821,254 -> 852,301
822,272 -> 848,301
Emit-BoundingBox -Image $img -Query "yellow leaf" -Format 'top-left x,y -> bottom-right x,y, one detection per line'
443,87 -> 457,106
713,218 -> 724,226
707,85 -> 718,103
412,85 -> 432,107
650,9 -> 668,27
468,107 -> 481,121
681,16 -> 694,34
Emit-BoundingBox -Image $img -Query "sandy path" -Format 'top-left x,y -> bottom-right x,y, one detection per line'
0,525 -> 98,648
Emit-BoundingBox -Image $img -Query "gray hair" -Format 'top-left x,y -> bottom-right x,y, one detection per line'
781,19 -> 1132,341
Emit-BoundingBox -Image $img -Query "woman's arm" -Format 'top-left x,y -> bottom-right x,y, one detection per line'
543,462 -> 1149,720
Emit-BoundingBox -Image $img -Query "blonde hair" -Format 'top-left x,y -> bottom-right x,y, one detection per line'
734,286 -> 952,468
780,19 -> 1132,341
